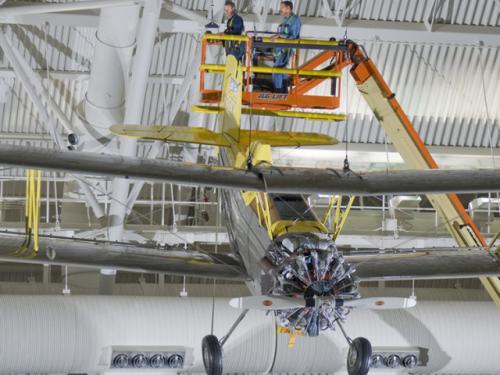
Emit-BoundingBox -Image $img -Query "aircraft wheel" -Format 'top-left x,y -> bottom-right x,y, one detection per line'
347,337 -> 372,375
202,334 -> 223,375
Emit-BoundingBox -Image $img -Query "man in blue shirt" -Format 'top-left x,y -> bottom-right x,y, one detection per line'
271,1 -> 301,93
223,1 -> 245,62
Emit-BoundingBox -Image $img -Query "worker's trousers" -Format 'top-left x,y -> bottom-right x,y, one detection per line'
272,49 -> 291,91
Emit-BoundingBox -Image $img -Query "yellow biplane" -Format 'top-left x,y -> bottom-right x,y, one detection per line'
0,38 -> 498,375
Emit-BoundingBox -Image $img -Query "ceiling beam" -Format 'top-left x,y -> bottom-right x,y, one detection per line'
246,16 -> 500,46
3,11 -> 499,46
162,1 -> 209,25
0,68 -> 184,84
0,0 -> 139,19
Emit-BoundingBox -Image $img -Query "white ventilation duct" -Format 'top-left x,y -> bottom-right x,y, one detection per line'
0,295 -> 498,374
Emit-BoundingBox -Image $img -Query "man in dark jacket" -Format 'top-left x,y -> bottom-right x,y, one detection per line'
223,1 -> 245,62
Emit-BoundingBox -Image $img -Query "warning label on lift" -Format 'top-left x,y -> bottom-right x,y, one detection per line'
257,93 -> 289,100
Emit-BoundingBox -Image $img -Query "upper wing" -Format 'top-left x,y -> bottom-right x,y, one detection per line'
345,247 -> 500,281
111,125 -> 230,147
0,231 -> 247,281
112,125 -> 337,147
192,105 -> 347,122
3,229 -> 498,282
239,129 -> 338,147
0,144 -> 499,195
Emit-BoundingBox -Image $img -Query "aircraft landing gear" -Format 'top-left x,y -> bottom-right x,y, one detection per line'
201,309 -> 249,375
202,335 -> 222,375
347,337 -> 372,375
337,320 -> 372,375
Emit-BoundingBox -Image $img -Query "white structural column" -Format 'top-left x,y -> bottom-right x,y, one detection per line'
107,0 -> 162,242
81,5 -> 141,292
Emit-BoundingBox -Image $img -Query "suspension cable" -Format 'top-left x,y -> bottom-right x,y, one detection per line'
246,20 -> 258,170
210,187 -> 220,335
342,27 -> 351,172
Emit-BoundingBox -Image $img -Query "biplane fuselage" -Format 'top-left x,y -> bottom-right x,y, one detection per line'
208,55 -> 336,294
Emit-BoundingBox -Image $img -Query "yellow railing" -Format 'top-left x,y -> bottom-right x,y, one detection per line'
202,34 -> 248,42
200,63 -> 342,78
201,33 -> 341,48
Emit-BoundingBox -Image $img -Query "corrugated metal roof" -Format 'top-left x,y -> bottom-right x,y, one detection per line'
341,0 -> 499,26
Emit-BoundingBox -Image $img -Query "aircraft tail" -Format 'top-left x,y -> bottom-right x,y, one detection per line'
219,55 -> 242,144
111,55 -> 337,157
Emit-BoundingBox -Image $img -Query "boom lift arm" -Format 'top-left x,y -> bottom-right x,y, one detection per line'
346,40 -> 500,306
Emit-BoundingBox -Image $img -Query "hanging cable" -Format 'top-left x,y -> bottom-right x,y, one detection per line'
342,26 -> 351,173
384,134 -> 391,175
246,20 -> 258,170
210,188 -> 220,335
343,63 -> 350,171
53,174 -> 60,229
44,22 -> 50,81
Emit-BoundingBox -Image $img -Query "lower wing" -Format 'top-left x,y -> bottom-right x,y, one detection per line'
345,247 -> 500,281
0,231 -> 498,282
0,231 -> 246,281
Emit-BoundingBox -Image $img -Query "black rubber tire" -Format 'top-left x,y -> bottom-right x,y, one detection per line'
202,335 -> 223,375
347,337 -> 372,375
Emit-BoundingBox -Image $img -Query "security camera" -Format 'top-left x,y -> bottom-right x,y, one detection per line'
67,133 -> 79,146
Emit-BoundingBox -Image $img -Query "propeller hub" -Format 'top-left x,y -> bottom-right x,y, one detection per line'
264,233 -> 359,336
